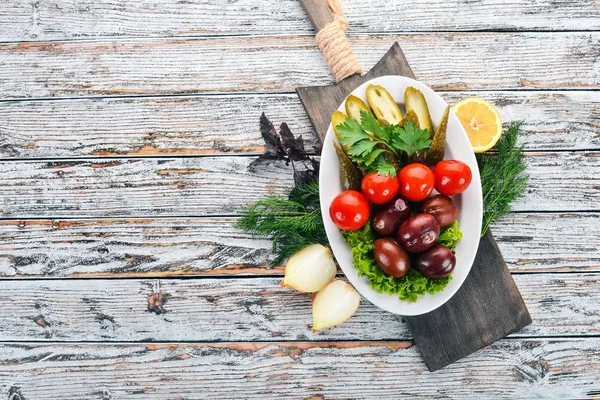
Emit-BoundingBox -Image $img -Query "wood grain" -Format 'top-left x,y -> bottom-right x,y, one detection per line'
405,230 -> 530,371
0,33 -> 598,100
0,152 -> 597,219
0,213 -> 596,278
0,339 -> 598,399
1,0 -> 598,41
0,275 -> 596,341
4,90 -> 597,159
0,217 -> 276,278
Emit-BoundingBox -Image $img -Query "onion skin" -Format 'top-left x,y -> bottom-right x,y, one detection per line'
312,280 -> 360,332
282,244 -> 336,293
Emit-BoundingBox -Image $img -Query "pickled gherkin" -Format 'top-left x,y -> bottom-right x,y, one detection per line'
426,105 -> 450,165
345,95 -> 370,123
366,84 -> 403,124
334,142 -> 362,190
400,109 -> 420,128
404,86 -> 433,136
331,111 -> 350,152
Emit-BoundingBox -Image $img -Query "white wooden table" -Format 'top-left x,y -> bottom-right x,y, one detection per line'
0,1 -> 599,398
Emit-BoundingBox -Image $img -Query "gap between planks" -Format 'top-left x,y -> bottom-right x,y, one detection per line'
1,28 -> 600,45
0,335 -> 598,345
0,148 -> 599,162
0,88 -> 598,104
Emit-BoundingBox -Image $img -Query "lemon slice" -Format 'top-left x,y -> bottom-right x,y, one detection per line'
452,97 -> 503,153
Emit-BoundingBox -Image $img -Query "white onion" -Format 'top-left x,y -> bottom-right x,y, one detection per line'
312,280 -> 360,332
281,244 -> 336,293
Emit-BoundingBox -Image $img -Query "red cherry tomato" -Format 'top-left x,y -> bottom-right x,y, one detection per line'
361,172 -> 400,205
329,190 -> 370,231
433,160 -> 472,196
398,163 -> 434,202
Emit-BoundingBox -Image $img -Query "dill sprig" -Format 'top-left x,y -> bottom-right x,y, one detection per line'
477,121 -> 529,236
236,181 -> 327,264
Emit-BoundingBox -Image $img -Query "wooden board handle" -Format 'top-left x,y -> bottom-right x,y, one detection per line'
299,0 -> 335,32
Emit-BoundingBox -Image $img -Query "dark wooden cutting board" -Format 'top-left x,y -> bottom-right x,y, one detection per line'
296,0 -> 531,372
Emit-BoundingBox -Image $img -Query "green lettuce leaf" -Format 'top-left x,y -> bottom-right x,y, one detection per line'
342,223 -> 452,303
437,220 -> 463,251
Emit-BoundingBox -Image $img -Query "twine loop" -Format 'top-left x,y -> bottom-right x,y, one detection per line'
315,0 -> 363,81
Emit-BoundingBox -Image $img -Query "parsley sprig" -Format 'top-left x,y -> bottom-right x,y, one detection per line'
335,111 -> 431,177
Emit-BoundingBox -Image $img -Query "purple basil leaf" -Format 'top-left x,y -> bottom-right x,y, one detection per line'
293,169 -> 318,187
260,112 -> 284,157
279,123 -> 306,161
248,153 -> 281,171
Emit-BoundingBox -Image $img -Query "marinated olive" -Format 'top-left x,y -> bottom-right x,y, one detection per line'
421,195 -> 458,228
373,238 -> 410,278
371,197 -> 411,236
415,244 -> 456,279
397,213 -> 440,253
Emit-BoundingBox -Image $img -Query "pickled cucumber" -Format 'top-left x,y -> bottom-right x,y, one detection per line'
426,105 -> 450,165
331,111 -> 350,152
334,142 -> 362,190
366,84 -> 403,125
400,110 -> 420,128
405,87 -> 433,136
345,95 -> 371,123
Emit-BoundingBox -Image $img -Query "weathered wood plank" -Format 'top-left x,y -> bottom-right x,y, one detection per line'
1,0 -> 599,42
492,213 -> 600,272
0,339 -> 599,399
0,91 -> 590,158
0,218 -> 276,277
0,94 -> 313,158
0,152 -> 597,219
0,275 -> 596,341
1,89 -> 597,160
0,213 -> 597,278
0,33 -> 598,100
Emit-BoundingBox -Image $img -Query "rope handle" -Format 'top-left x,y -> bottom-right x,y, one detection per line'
315,0 -> 363,81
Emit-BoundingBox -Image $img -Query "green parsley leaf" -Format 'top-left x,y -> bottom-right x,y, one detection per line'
347,139 -> 378,157
336,119 -> 371,147
336,113 -> 400,176
359,110 -> 381,137
379,125 -> 394,143
371,156 -> 397,177
391,121 -> 432,158
362,148 -> 387,167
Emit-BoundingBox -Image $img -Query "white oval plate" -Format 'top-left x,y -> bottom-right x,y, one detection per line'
319,75 -> 483,316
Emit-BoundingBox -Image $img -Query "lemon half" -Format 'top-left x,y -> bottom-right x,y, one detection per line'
452,97 -> 503,153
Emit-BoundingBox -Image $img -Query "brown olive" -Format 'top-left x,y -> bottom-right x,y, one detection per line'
397,213 -> 440,253
415,244 -> 456,279
373,238 -> 410,278
421,195 -> 458,228
371,197 -> 411,236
